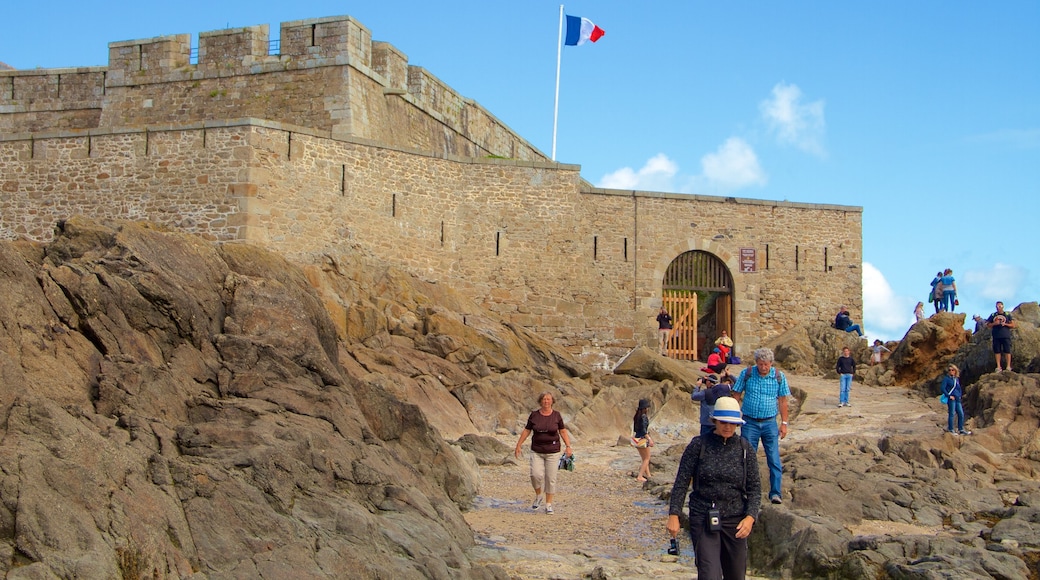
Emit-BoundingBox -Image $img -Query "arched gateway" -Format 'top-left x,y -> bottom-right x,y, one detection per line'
662,250 -> 734,361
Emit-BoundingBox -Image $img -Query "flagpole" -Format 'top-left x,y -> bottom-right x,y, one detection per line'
552,4 -> 563,161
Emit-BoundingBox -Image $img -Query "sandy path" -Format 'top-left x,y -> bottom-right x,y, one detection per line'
465,373 -> 944,578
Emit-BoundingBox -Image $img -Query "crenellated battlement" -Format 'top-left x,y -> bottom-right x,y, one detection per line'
1,15 -> 544,163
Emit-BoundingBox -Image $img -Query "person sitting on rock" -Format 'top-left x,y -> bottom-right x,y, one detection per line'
714,331 -> 734,359
834,306 -> 864,337
701,347 -> 728,374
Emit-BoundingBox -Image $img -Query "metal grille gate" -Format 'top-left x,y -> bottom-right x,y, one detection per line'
661,251 -> 733,360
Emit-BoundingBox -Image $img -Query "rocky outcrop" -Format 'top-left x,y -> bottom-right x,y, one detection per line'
3,216 -> 1039,579
767,321 -> 871,376
647,370 -> 1040,580
0,218 -> 517,579
766,310 -> 1040,392
612,345 -> 703,388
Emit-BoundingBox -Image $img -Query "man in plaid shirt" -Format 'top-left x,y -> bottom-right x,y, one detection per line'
732,347 -> 791,505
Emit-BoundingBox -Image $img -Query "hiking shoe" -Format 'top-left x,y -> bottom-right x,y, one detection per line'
545,503 -> 554,514
770,495 -> 782,505
532,495 -> 543,510
960,430 -> 972,435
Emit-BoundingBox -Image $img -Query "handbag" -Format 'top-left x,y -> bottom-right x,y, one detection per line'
939,393 -> 949,404
558,453 -> 575,471
631,436 -> 649,448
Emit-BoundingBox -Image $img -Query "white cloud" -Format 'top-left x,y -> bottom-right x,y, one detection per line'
961,263 -> 1028,302
760,82 -> 827,157
862,262 -> 915,341
598,153 -> 678,191
699,137 -> 767,190
597,142 -> 766,195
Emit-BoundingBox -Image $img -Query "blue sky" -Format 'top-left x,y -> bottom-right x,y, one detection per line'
4,1 -> 1038,342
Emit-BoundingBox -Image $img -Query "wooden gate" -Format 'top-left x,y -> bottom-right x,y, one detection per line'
663,291 -> 698,360
661,250 -> 733,361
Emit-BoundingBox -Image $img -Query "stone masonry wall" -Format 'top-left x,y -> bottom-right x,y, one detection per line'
0,67 -> 106,134
0,120 -> 862,353
0,124 -> 250,242
0,16 -> 543,163
0,14 -> 863,354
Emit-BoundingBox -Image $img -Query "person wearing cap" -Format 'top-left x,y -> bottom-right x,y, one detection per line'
701,347 -> 728,374
632,398 -> 654,482
691,374 -> 733,436
732,347 -> 790,505
667,397 -> 761,580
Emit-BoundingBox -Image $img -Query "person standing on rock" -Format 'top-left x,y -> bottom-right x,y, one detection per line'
941,365 -> 971,435
667,396 -> 761,580
632,399 -> 654,482
732,347 -> 790,505
657,307 -> 673,355
835,347 -> 855,408
869,340 -> 891,366
930,271 -> 944,313
514,392 -> 573,514
914,302 -> 925,323
940,268 -> 958,312
986,301 -> 1016,372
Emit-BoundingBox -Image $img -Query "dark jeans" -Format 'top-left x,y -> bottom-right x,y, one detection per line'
689,513 -> 748,580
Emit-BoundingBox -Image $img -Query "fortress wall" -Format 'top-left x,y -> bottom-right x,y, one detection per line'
0,125 -> 251,242
0,120 -> 861,350
630,195 -> 861,341
0,15 -> 539,165
2,16 -> 544,163
234,124 -> 861,349
0,68 -> 106,133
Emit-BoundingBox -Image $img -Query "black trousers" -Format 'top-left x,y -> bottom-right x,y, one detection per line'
689,513 -> 748,580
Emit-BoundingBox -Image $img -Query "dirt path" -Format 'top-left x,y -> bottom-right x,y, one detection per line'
465,373 -> 945,578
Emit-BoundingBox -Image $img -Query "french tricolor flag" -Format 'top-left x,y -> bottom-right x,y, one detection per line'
564,15 -> 605,46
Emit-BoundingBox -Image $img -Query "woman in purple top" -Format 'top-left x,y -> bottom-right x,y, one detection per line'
514,392 -> 573,514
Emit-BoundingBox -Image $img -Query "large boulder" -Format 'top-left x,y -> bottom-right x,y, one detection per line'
612,346 -> 703,389
765,321 -> 871,376
0,217 -> 504,579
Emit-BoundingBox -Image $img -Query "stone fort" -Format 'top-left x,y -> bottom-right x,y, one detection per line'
0,15 -> 862,360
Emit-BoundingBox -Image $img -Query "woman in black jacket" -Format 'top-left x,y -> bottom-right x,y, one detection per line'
666,396 -> 761,580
